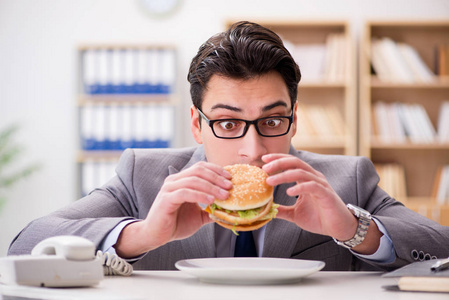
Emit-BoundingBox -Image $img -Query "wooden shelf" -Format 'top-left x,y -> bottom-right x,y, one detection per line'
370,139 -> 449,150
299,81 -> 347,88
370,76 -> 449,88
360,21 -> 449,225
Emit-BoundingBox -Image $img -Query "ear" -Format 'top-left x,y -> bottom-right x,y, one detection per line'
290,102 -> 298,137
190,105 -> 203,144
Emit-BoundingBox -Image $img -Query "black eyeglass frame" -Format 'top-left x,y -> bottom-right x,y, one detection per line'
196,107 -> 294,139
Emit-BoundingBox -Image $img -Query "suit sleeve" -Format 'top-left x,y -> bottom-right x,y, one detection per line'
355,156 -> 449,269
8,149 -> 140,255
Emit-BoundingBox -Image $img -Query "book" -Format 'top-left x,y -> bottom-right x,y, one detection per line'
371,39 -> 392,82
286,33 -> 347,83
372,37 -> 414,83
398,43 -> 435,83
371,37 -> 435,83
372,102 -> 435,144
323,33 -> 347,82
437,101 -> 449,142
292,104 -> 345,147
434,165 -> 449,205
383,259 -> 449,293
291,43 -> 326,82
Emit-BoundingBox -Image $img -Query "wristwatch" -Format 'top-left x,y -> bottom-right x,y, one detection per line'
333,204 -> 371,249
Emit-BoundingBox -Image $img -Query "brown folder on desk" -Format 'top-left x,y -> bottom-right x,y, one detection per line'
383,260 -> 449,293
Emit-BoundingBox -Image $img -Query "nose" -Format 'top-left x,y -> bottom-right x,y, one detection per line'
237,124 -> 268,163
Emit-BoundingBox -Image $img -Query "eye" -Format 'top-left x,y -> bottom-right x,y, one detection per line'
217,120 -> 240,131
262,118 -> 282,128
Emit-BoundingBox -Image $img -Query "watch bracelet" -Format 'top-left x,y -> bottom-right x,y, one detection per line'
333,205 -> 371,249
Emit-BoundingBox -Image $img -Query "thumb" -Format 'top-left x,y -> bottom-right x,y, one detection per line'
275,204 -> 294,223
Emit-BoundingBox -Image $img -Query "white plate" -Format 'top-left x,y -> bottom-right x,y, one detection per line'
175,257 -> 325,285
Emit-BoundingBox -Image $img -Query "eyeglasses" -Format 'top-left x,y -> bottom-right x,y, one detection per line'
197,107 -> 294,139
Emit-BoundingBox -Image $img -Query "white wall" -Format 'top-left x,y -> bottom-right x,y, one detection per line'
0,0 -> 448,256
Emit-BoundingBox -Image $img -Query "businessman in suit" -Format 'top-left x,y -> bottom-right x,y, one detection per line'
9,21 -> 449,271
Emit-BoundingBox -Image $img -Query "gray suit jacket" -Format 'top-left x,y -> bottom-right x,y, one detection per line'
8,146 -> 449,271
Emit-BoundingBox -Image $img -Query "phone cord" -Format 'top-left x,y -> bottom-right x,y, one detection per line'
96,250 -> 133,276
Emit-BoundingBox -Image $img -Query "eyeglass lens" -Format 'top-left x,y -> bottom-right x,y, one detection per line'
212,117 -> 290,138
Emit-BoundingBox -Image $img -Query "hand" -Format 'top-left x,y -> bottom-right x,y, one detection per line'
115,161 -> 232,258
262,153 -> 358,241
262,153 -> 382,254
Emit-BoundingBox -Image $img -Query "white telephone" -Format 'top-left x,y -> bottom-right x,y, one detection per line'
0,235 -> 132,287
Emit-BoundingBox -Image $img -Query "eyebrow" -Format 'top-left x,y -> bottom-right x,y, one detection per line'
210,100 -> 288,113
262,100 -> 288,112
210,104 -> 242,112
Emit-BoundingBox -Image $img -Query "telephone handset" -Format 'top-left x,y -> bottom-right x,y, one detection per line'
0,235 -> 132,287
31,235 -> 96,261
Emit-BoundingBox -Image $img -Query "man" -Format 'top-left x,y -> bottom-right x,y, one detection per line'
9,21 -> 449,271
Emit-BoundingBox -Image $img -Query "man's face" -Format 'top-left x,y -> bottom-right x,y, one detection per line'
190,71 -> 297,167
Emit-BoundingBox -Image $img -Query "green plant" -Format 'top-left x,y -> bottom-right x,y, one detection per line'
0,125 -> 41,210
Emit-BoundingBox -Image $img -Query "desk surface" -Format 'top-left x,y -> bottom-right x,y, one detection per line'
1,271 -> 448,300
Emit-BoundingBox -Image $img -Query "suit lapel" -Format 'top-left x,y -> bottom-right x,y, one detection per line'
168,147 -> 216,258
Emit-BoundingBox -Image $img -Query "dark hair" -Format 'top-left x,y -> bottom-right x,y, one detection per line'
188,21 -> 301,110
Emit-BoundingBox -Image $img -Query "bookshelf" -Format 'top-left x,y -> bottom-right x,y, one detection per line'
360,21 -> 449,226
76,44 -> 178,197
226,20 -> 357,156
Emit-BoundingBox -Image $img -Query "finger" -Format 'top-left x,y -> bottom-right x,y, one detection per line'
285,181 -> 331,199
157,188 -> 216,212
262,153 -> 289,163
266,168 -> 327,188
189,161 -> 232,180
167,162 -> 233,191
262,154 -> 320,177
164,176 -> 230,201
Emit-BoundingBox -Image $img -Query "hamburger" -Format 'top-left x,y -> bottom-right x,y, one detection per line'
205,164 -> 278,233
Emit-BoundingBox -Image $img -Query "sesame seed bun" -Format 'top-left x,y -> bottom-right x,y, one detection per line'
207,164 -> 275,231
214,164 -> 273,210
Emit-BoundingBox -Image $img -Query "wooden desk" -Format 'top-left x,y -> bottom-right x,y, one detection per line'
1,271 -> 447,300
